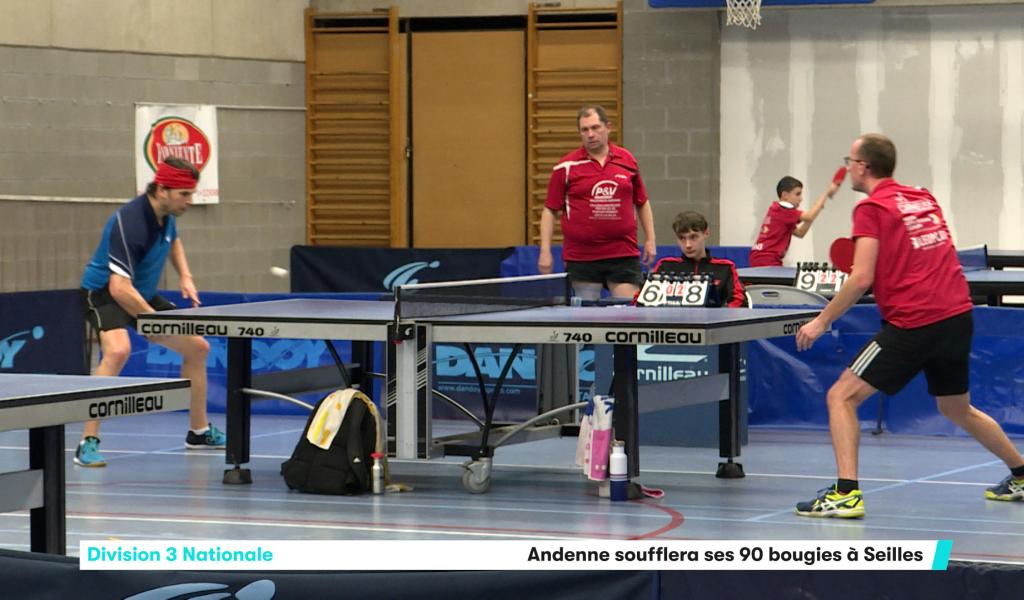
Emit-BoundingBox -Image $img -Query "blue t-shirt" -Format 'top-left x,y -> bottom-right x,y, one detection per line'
81,194 -> 177,300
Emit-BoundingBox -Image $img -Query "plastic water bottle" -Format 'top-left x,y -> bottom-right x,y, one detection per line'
609,441 -> 628,501
370,452 -> 384,495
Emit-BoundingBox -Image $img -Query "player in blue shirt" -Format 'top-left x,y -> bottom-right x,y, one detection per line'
76,158 -> 225,467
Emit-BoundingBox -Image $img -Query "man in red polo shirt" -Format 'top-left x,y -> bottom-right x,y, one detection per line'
793,133 -> 1024,518
538,105 -> 656,300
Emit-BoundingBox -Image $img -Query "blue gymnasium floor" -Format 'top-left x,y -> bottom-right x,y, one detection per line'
1,412 -> 1022,563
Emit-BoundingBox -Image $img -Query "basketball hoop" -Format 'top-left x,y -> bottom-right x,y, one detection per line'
725,0 -> 762,29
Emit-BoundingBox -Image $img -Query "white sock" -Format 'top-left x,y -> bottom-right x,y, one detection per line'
190,426 -> 209,435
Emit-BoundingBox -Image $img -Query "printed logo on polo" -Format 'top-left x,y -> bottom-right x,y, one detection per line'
383,260 -> 441,291
894,193 -> 933,215
902,213 -> 941,233
590,179 -> 619,201
142,116 -> 212,172
0,325 -> 44,369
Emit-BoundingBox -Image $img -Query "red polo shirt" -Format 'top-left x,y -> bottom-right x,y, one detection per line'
544,143 -> 648,262
852,179 -> 972,329
749,201 -> 802,267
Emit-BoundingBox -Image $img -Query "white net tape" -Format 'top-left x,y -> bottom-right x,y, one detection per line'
726,0 -> 762,29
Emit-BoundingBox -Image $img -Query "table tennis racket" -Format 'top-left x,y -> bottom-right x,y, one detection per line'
832,166 -> 848,185
829,237 -> 855,273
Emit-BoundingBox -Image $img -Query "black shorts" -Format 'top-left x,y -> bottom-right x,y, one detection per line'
81,287 -> 177,332
849,310 -> 973,396
565,257 -> 643,288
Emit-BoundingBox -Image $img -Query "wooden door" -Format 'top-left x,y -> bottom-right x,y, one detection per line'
411,30 -> 525,247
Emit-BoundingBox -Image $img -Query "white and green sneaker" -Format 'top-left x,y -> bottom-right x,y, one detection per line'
796,485 -> 864,518
985,475 -> 1024,501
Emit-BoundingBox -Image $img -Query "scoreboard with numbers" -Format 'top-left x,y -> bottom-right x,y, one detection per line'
637,273 -> 712,307
794,262 -> 847,295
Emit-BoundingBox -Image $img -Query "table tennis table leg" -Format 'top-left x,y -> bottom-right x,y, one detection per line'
612,344 -> 639,479
28,425 -> 65,554
224,337 -> 253,484
716,342 -> 744,478
391,325 -> 426,460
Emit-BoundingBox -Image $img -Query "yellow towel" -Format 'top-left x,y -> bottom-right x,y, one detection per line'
306,389 -> 358,449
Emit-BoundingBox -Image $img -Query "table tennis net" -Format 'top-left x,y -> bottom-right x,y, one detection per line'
395,273 -> 570,320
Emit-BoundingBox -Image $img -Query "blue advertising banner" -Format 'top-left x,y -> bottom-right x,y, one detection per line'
290,246 -> 515,293
433,344 -> 538,421
0,290 -> 85,375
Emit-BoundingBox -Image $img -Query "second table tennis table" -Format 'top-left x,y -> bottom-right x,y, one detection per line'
0,373 -> 191,554
137,297 -> 818,492
738,266 -> 1024,306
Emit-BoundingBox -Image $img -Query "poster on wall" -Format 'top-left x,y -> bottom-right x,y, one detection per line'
134,103 -> 219,204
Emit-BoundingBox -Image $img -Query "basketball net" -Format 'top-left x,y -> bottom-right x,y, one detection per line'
725,0 -> 762,29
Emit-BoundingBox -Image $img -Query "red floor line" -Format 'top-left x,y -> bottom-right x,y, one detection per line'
628,500 -> 685,540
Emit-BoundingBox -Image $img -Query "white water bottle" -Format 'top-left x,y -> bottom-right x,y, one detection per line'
609,440 -> 628,501
370,452 -> 384,495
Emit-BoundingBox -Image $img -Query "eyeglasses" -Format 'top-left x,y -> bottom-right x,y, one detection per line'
843,157 -> 868,167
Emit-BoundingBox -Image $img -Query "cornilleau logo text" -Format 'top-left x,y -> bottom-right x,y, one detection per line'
603,330 -> 703,344
383,260 -> 440,291
89,394 -> 164,418
782,320 -> 810,335
138,322 -> 228,336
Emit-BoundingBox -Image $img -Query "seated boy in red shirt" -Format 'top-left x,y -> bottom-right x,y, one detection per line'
650,210 -> 745,308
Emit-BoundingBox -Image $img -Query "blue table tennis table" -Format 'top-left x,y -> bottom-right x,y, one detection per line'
137,297 -> 818,492
738,266 -> 1024,306
0,373 -> 191,554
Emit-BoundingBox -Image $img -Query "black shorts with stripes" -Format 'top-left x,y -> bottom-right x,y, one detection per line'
81,287 -> 177,332
849,310 -> 973,396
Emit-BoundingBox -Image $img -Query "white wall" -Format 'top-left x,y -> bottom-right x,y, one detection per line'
720,5 -> 1024,263
0,0 -> 308,61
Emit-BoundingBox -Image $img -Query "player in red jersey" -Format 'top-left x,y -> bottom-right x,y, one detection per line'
749,174 -> 842,267
793,133 -> 1024,518
538,105 -> 656,300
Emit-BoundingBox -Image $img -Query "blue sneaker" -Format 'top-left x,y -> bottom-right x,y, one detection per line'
985,475 -> 1024,501
74,436 -> 106,468
185,423 -> 227,449
795,485 -> 864,518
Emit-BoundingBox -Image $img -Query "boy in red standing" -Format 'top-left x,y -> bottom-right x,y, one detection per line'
749,173 -> 843,267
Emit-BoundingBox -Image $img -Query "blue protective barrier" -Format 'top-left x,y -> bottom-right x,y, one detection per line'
748,305 -> 1024,436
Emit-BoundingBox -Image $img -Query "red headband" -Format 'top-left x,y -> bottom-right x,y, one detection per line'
154,162 -> 199,189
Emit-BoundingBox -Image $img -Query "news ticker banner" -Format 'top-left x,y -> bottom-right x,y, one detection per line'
81,540 -> 953,571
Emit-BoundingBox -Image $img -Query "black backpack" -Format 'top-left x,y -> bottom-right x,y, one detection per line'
281,388 -> 383,495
